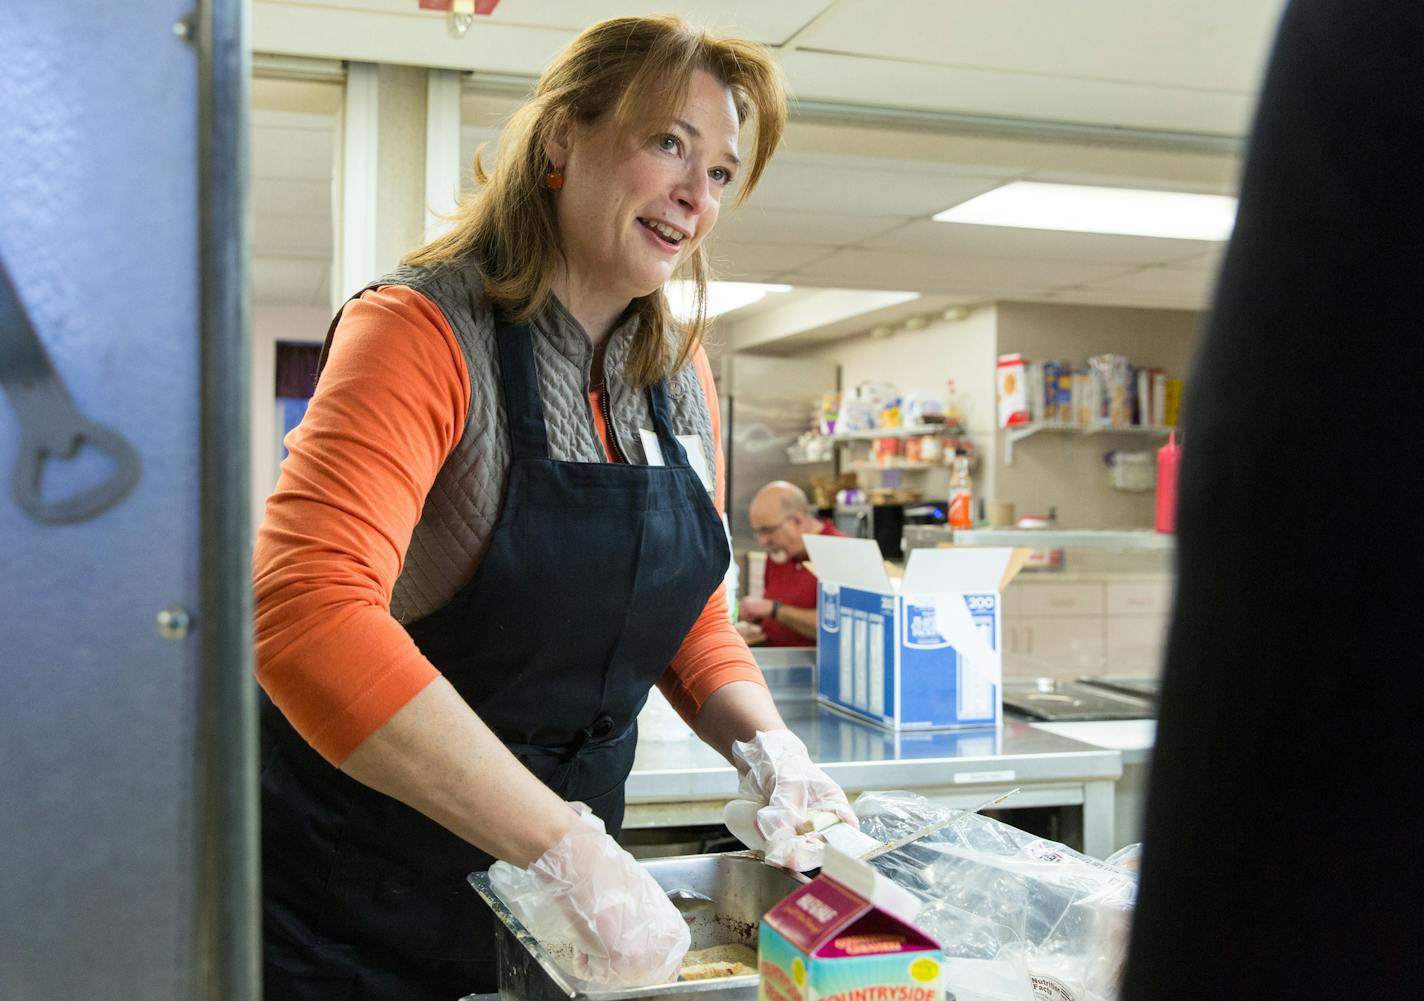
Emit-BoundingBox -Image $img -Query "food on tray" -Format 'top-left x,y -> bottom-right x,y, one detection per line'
678,943 -> 758,980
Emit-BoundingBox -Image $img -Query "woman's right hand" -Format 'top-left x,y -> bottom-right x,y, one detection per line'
488,805 -> 689,986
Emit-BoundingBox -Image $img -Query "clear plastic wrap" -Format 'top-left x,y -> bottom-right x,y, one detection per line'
853,792 -> 1138,1001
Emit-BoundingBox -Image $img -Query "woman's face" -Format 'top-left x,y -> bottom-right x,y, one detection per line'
548,69 -> 741,305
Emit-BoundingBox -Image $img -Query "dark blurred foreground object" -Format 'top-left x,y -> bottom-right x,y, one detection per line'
1122,1 -> 1424,999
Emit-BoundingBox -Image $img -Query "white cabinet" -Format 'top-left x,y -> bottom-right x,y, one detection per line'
1104,580 -> 1174,674
1004,580 -> 1105,680
1023,616 -> 1107,678
1106,579 -> 1174,616
1003,576 -> 1172,681
1021,581 -> 1104,617
1106,615 -> 1169,675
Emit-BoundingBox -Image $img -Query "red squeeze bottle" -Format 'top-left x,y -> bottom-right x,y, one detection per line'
1155,431 -> 1181,533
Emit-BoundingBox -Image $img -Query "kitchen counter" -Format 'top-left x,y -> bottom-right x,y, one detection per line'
1030,718 -> 1156,765
626,651 -> 1125,858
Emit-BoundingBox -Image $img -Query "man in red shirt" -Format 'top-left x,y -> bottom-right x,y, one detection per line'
739,481 -> 844,646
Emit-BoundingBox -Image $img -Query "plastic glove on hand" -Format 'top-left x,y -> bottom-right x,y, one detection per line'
488,805 -> 689,986
727,729 -> 859,870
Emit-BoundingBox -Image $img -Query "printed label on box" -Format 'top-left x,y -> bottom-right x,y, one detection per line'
760,853 -> 946,1001
821,584 -> 840,633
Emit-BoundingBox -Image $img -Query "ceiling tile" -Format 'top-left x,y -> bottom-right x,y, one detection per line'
252,177 -> 331,218
703,240 -> 837,280
1163,245 -> 1228,272
252,124 -> 337,180
1038,287 -> 1207,310
481,0 -> 834,44
793,247 -> 1129,293
714,205 -> 906,245
747,159 -> 1003,216
1077,266 -> 1216,297
778,49 -> 1256,137
861,220 -> 1223,265
788,0 -> 1284,95
254,212 -> 332,257
253,256 -> 329,307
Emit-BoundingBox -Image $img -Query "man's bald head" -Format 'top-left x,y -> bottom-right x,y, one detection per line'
749,481 -> 821,563
751,481 -> 810,519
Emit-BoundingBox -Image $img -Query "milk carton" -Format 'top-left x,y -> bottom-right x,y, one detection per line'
804,536 -> 1027,730
759,846 -> 945,1001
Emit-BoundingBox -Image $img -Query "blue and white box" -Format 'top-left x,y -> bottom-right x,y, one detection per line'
804,536 -> 1027,730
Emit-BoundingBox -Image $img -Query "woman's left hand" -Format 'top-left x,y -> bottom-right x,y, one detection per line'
726,729 -> 858,870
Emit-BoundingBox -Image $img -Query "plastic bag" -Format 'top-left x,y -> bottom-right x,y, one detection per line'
853,792 -> 1138,1001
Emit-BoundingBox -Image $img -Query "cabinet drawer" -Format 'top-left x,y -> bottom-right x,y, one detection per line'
1018,582 -> 1104,617
1023,617 -> 1106,675
1106,616 -> 1169,674
999,584 -> 1022,617
1106,579 -> 1175,616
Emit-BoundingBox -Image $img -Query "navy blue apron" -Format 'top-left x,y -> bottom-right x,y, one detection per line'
260,313 -> 729,1001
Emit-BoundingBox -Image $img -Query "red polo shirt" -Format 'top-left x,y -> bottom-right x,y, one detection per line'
760,520 -> 845,647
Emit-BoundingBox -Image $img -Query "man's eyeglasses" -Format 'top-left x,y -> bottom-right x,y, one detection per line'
752,515 -> 792,539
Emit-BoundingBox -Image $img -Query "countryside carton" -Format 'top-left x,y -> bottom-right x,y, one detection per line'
759,846 -> 945,1001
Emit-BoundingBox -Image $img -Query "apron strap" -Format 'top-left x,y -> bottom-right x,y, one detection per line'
645,379 -> 691,466
493,317 -> 550,461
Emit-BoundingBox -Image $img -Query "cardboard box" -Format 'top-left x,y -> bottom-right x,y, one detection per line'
804,536 -> 1027,730
759,847 -> 945,1001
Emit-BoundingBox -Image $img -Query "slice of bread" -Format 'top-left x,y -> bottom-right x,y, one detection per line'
679,943 -> 758,981
679,960 -> 751,981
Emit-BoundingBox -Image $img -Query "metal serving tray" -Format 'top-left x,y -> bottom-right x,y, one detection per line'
1075,675 -> 1162,703
468,851 -> 806,1001
1002,677 -> 1155,721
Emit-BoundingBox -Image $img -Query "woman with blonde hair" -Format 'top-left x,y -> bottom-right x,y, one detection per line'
254,15 -> 857,1000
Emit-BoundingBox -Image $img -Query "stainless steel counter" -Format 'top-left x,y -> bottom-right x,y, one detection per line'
626,651 -> 1124,858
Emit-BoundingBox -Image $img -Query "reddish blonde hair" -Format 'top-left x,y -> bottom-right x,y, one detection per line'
404,15 -> 787,386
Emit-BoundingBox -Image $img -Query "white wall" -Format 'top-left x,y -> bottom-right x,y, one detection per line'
250,304 -> 330,537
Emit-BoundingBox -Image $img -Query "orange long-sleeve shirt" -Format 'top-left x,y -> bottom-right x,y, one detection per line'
253,285 -> 763,765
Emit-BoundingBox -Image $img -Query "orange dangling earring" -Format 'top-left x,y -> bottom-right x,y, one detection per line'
545,168 -> 564,190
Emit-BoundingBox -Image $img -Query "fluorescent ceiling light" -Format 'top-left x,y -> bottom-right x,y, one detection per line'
933,181 -> 1237,240
666,280 -> 792,321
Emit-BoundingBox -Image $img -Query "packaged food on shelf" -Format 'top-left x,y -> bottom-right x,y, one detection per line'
840,382 -> 888,432
944,378 -> 965,430
874,436 -> 903,466
904,387 -> 946,427
996,354 -> 1030,428
818,391 -> 841,435
1088,354 -> 1132,427
879,396 -> 903,429
1163,378 -> 1184,426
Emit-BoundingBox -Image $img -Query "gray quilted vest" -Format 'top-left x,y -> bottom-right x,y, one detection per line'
321,260 -> 718,625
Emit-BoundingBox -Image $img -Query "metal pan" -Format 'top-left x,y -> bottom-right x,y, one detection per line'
468,851 -> 807,1001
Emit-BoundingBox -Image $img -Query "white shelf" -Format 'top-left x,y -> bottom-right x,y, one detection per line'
828,424 -> 964,442
951,528 -> 1174,551
847,461 -> 942,473
1003,422 -> 1175,465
